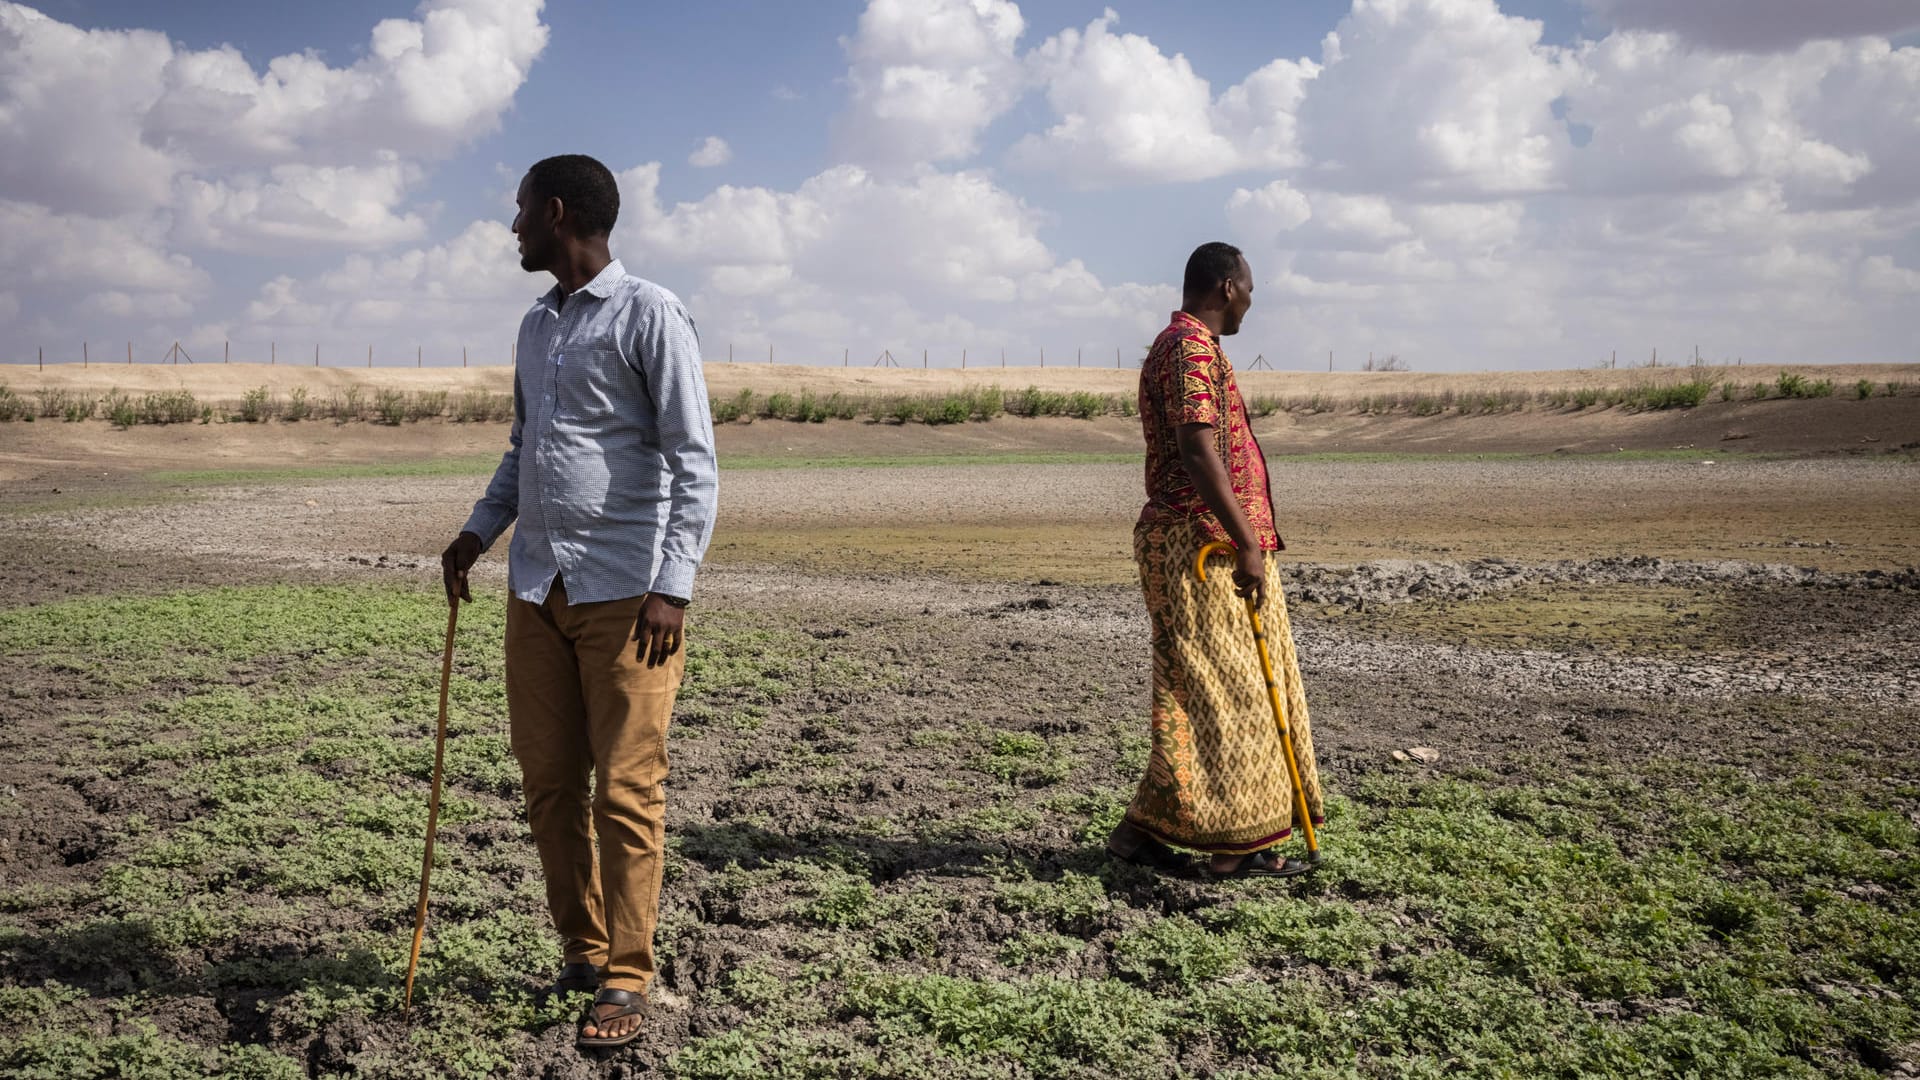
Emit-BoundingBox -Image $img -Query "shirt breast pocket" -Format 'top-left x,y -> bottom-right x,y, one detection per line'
553,345 -> 628,421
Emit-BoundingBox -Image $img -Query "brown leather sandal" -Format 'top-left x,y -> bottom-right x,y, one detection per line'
577,987 -> 645,1049
1210,849 -> 1314,879
1107,833 -> 1198,877
552,962 -> 603,994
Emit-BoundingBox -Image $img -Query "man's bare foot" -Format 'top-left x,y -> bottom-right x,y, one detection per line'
1209,853 -> 1248,874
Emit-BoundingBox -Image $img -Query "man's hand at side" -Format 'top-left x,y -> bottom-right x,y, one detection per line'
441,531 -> 483,604
1231,545 -> 1267,610
635,594 -> 685,668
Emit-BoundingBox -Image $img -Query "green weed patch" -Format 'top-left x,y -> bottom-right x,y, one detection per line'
1,586 -> 1913,1077
0,585 -> 818,1078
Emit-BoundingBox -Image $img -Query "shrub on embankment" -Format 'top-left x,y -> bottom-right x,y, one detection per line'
0,372 -> 1909,427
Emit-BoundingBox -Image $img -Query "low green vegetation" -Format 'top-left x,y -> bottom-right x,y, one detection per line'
1269,448 -> 1737,464
451,388 -> 514,422
0,383 -> 29,420
0,586 -> 820,1078
151,457 -> 506,486
97,388 -> 206,425
670,762 -> 1918,1079
144,451 -> 1145,488
126,447 -> 1755,491
1,584 -> 1913,1078
1339,583 -> 1733,655
1774,371 -> 1836,399
718,450 -> 1140,470
716,385 -> 1008,425
972,729 -> 1076,787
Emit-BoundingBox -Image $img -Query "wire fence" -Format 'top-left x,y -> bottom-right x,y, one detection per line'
9,341 -> 1763,373
13,341 -> 1164,370
14,341 -> 493,369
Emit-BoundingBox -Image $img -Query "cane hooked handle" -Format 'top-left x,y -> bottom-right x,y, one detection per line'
1194,540 -> 1238,582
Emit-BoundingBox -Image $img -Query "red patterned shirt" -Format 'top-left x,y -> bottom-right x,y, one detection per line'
1137,310 -> 1282,550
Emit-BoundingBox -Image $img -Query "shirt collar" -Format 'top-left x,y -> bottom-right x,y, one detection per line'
1168,309 -> 1217,341
537,258 -> 626,307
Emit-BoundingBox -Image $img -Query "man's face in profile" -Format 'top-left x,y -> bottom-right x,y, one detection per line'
1224,256 -> 1253,336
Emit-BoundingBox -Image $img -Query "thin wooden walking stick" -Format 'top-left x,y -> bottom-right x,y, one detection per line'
404,598 -> 459,1012
1195,542 -> 1320,863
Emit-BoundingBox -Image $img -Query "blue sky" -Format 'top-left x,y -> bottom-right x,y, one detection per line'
3,0 -> 1917,369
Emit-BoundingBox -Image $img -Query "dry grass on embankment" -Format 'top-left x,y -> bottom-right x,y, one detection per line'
3,361 -> 1917,429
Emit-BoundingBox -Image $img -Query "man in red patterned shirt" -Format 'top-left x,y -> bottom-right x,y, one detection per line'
1107,242 -> 1326,878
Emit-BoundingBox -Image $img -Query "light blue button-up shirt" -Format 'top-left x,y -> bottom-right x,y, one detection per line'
462,259 -> 718,605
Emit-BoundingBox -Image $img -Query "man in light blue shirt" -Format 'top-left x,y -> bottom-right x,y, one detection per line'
441,154 -> 717,1049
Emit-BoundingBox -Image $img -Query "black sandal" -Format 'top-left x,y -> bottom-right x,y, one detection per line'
1107,834 -> 1198,877
578,987 -> 645,1049
552,962 -> 603,994
1210,849 -> 1314,879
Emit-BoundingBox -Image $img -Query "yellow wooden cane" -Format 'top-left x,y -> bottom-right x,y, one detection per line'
403,597 -> 459,1012
1195,541 -> 1320,862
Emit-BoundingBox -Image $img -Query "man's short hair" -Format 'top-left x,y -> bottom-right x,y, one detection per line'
1183,241 -> 1245,296
526,154 -> 620,237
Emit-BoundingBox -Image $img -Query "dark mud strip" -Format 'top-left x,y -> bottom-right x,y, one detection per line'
0,533 -> 408,608
1284,555 -> 1920,608
705,557 -> 1920,707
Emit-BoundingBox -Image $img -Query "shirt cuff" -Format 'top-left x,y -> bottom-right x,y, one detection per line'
649,556 -> 700,602
461,508 -> 512,553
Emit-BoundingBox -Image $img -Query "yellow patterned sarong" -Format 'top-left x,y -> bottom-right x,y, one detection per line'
1126,517 -> 1326,854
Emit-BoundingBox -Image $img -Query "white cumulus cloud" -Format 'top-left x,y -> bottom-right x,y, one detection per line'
8,0 -> 1919,371
1584,0 -> 1920,53
173,158 -> 431,252
0,200 -> 207,297
606,159 -> 1164,356
1008,9 -> 1317,186
1296,0 -> 1576,197
834,0 -> 1027,170
217,220 -> 530,354
0,5 -> 179,215
1563,34 -> 1888,200
0,0 -> 548,348
689,136 -> 733,168
0,0 -> 548,216
143,0 -> 549,168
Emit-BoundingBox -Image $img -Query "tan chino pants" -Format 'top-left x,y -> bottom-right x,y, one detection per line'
505,577 -> 683,996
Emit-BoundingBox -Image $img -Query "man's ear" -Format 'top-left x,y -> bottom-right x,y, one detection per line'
547,195 -> 567,233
